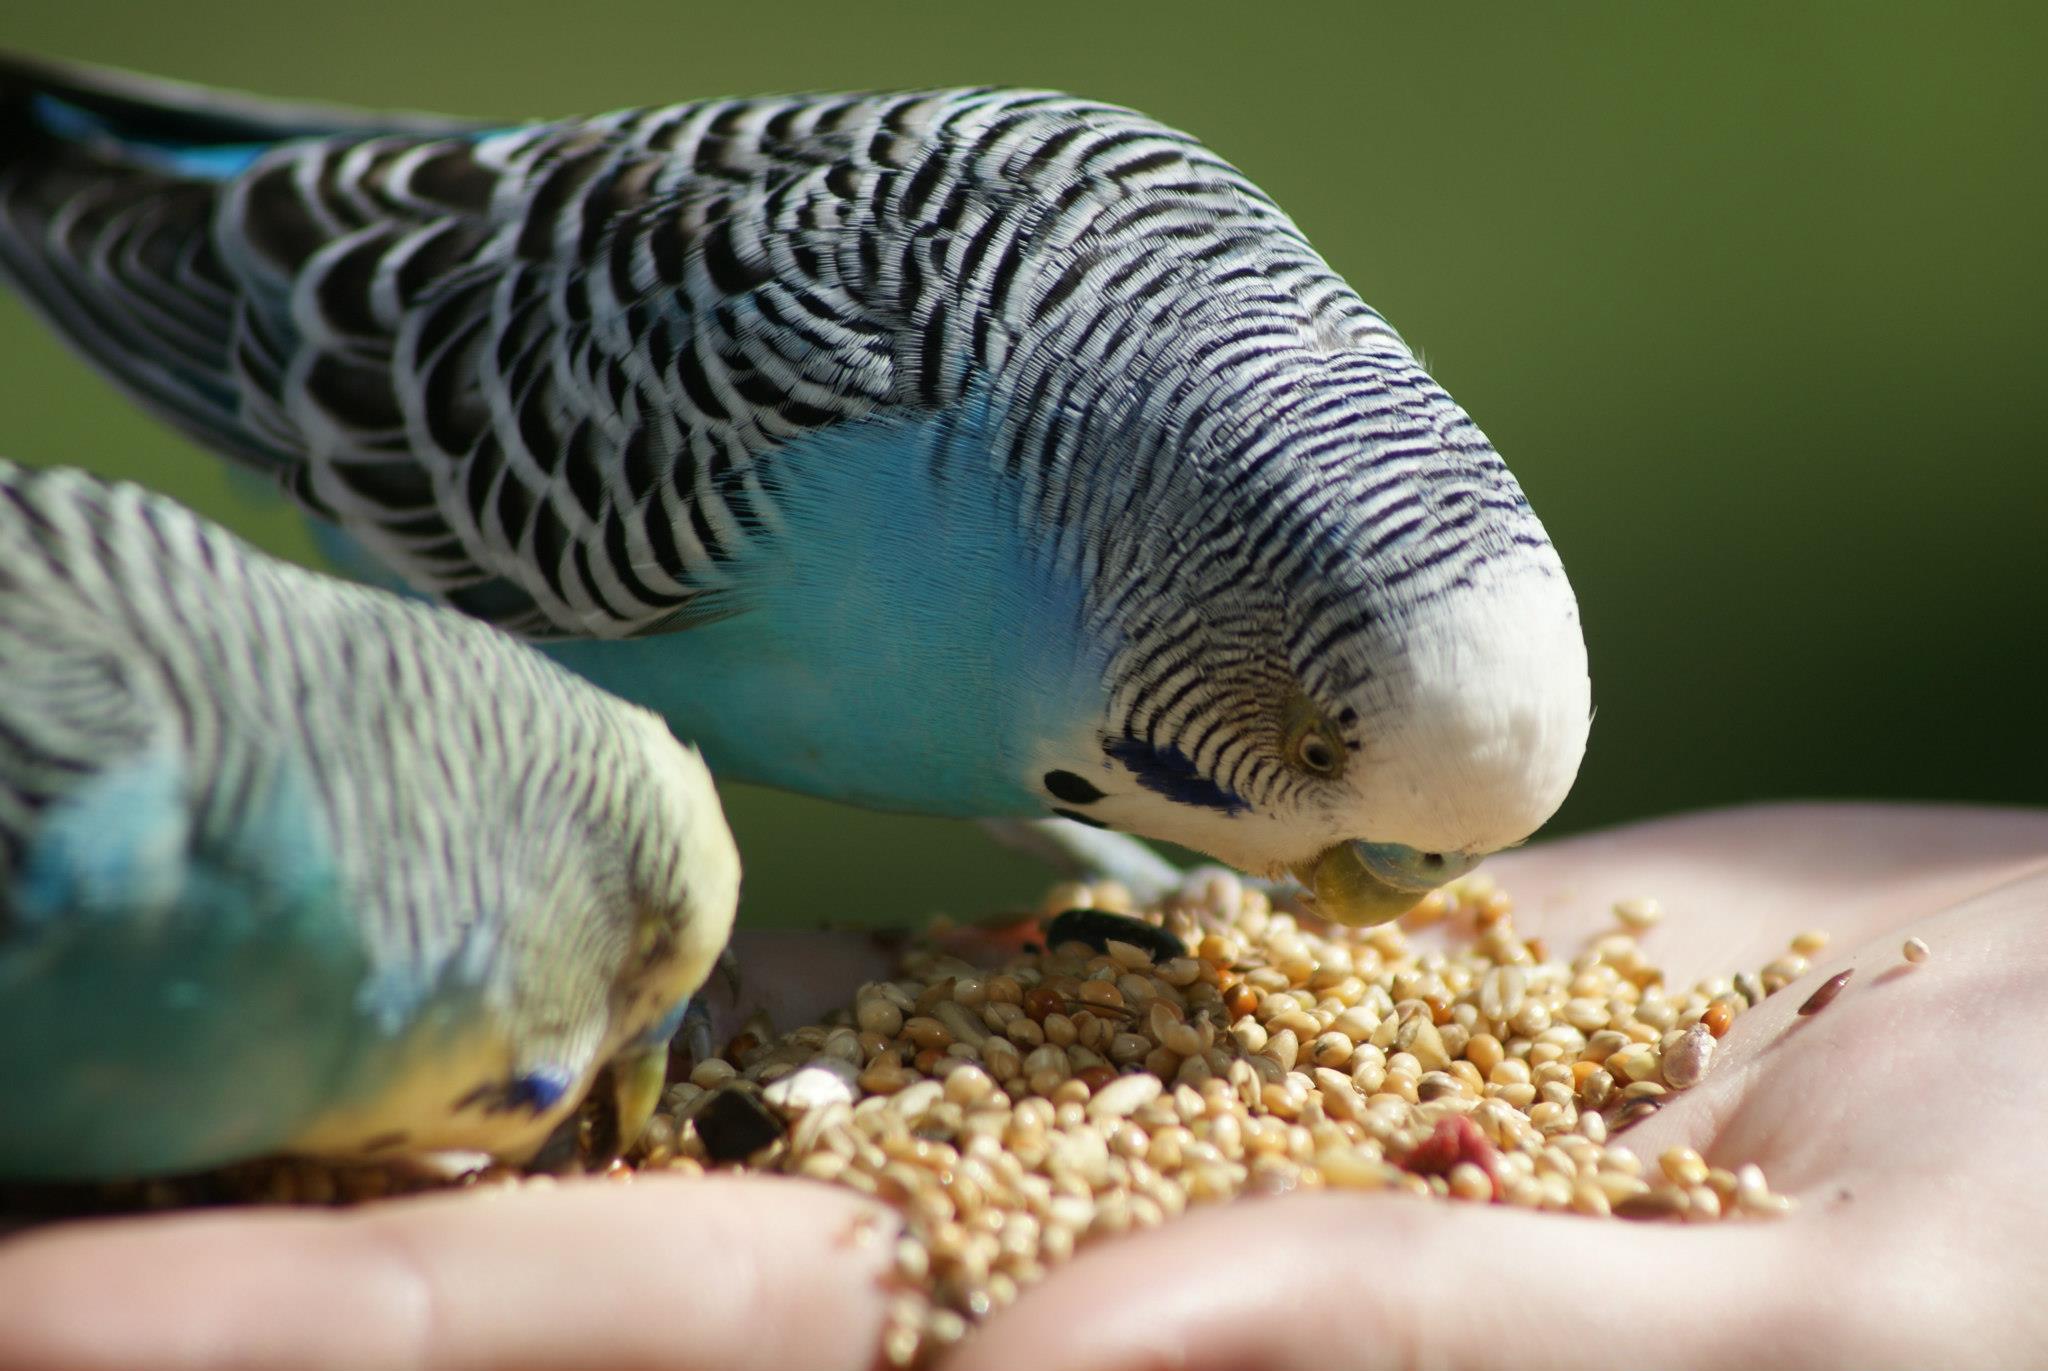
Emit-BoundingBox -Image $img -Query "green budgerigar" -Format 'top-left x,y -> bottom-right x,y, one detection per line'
0,460 -> 740,1181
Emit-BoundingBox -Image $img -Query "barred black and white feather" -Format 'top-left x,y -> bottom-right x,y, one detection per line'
1,58 -> 1463,636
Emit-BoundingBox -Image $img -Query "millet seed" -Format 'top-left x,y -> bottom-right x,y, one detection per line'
75,868 -> 1815,1370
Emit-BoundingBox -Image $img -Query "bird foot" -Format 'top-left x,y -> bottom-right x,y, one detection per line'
978,817 -> 1305,911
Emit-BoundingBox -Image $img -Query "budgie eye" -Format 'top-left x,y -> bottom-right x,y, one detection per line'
1290,728 -> 1344,778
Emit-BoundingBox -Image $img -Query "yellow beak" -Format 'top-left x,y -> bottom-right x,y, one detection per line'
1289,843 -> 1439,927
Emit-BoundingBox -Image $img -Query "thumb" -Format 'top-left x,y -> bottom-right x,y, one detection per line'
946,1190 -> 1906,1371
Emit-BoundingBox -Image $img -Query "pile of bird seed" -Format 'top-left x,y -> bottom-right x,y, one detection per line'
4,871 -> 1831,1367
629,872 -> 1807,1367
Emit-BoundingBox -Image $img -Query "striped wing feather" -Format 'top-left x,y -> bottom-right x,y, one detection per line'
0,62 -> 1345,639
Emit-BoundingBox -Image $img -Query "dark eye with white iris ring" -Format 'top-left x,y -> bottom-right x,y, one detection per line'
1294,733 -> 1342,776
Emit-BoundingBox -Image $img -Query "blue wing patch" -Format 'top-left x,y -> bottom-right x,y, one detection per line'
10,742 -> 191,925
31,94 -> 273,179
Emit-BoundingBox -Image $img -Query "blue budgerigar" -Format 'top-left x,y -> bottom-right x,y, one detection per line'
0,54 -> 1592,924
0,460 -> 741,1180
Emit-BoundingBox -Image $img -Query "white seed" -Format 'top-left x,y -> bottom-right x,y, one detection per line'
1087,1074 -> 1165,1120
1635,994 -> 1677,1031
1401,1018 -> 1452,1073
763,1060 -> 861,1113
1662,1023 -> 1716,1090
1902,936 -> 1930,964
1562,998 -> 1613,1033
1106,939 -> 1156,971
1614,898 -> 1663,932
1479,966 -> 1528,1023
942,1064 -> 997,1106
1509,1000 -> 1552,1037
932,1000 -> 989,1046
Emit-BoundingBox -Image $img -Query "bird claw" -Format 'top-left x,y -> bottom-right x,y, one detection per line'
675,944 -> 743,1067
680,995 -> 718,1070
977,818 -> 1185,905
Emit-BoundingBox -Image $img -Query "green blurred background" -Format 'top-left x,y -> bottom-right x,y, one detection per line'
5,3 -> 2043,926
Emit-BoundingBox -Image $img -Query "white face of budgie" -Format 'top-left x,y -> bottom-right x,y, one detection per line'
1035,561 -> 1591,925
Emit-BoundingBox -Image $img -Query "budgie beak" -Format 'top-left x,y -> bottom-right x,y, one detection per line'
610,1040 -> 669,1154
1289,842 -> 1481,927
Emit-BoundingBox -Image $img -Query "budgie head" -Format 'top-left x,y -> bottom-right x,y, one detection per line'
494,706 -> 742,1023
448,707 -> 741,1149
619,712 -> 745,978
1038,436 -> 1589,923
998,170 -> 1592,924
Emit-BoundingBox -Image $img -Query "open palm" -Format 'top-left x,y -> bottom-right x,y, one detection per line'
4,803 -> 2044,1371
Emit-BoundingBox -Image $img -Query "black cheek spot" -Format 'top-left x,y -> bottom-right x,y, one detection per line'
1043,769 -> 1106,804
1050,807 -> 1110,829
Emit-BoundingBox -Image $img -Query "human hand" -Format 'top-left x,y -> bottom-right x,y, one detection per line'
2,803 -> 2042,1371
954,802 -> 2048,1370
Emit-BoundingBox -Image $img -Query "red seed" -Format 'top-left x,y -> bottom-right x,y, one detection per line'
1702,1001 -> 1735,1037
1023,987 -> 1064,1022
1398,1115 -> 1503,1201
1797,969 -> 1853,1016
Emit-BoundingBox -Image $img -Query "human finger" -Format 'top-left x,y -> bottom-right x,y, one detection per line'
1622,859 -> 2048,1188
0,1174 -> 895,1371
949,1186 -> 1942,1371
1485,802 -> 2048,981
